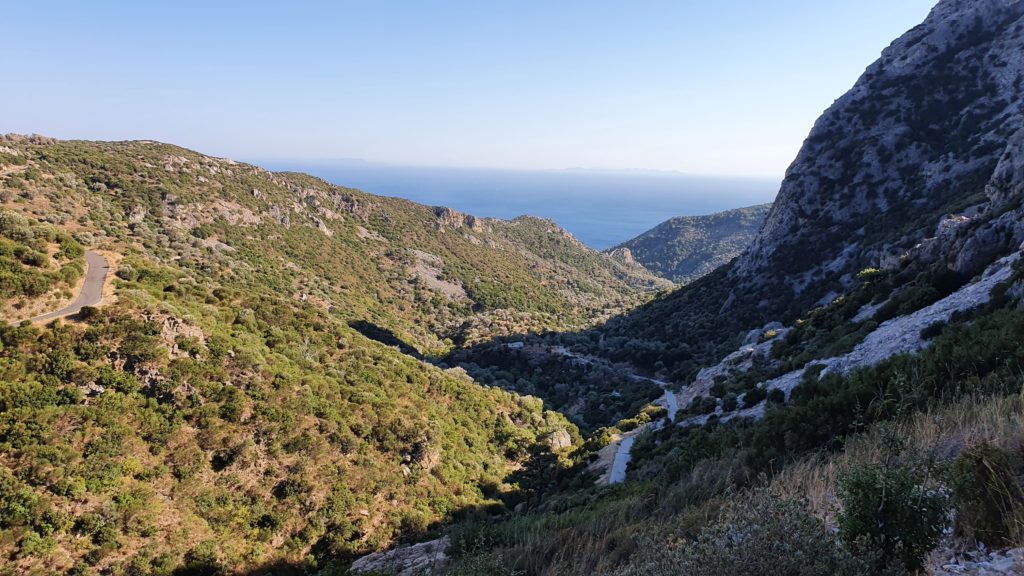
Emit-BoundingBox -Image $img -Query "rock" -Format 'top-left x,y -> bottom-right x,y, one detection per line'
434,206 -> 463,230
350,537 -> 450,576
464,214 -> 486,233
269,204 -> 290,227
313,217 -> 333,237
433,206 -> 488,233
929,545 -> 1024,575
732,0 -> 1024,309
606,247 -> 637,266
128,206 -> 147,224
80,382 -> 106,397
151,314 -> 206,359
546,429 -> 573,451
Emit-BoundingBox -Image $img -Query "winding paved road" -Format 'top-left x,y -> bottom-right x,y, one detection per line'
607,381 -> 678,484
31,251 -> 109,323
549,346 -> 679,485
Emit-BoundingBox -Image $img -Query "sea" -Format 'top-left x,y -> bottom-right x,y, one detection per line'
261,161 -> 780,251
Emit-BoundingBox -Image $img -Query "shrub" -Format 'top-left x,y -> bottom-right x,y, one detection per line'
448,551 -> 521,576
721,393 -> 738,412
115,264 -> 137,281
77,306 -> 100,321
0,468 -> 40,527
743,386 -> 766,408
920,320 -> 946,340
688,395 -> 717,415
619,494 -> 891,576
177,540 -> 224,576
949,442 -> 1024,546
839,462 -> 948,571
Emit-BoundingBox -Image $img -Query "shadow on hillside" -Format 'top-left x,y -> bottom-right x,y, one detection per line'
227,275 -> 748,575
348,319 -> 424,360
215,442 -> 580,576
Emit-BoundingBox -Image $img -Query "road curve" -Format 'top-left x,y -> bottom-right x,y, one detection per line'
31,250 -> 109,323
548,345 -> 679,485
608,435 -> 636,484
607,380 -> 678,484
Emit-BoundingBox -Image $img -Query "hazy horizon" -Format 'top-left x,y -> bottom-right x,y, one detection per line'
4,1 -> 937,179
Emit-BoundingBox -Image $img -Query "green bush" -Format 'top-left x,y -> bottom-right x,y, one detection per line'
176,540 -> 224,575
949,442 -> 1024,546
0,467 -> 40,528
839,461 -> 948,571
742,386 -> 766,408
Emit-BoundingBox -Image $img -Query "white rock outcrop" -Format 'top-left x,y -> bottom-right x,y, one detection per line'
350,537 -> 450,576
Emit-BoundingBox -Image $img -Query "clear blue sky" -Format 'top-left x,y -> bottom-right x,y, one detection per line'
4,1 -> 936,178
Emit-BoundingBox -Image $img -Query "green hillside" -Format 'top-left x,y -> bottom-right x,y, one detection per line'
0,135 -> 667,574
606,204 -> 770,284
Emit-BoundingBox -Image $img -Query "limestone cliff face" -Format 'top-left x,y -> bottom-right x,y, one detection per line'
604,0 -> 1024,371
735,0 -> 1024,298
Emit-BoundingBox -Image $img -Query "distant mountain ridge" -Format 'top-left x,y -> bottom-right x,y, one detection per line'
605,204 -> 771,284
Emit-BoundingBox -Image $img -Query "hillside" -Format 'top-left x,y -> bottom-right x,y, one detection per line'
605,204 -> 770,284
0,136 -> 670,574
434,1 -> 1024,575
0,138 -> 666,349
598,0 -> 1024,380
5,0 -> 1024,574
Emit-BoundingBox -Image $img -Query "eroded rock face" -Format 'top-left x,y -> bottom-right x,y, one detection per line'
546,428 -> 573,451
606,247 -> 637,266
350,537 -> 450,576
433,206 -> 488,233
733,0 -> 1024,304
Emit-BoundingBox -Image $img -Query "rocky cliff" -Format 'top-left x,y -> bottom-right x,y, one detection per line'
602,0 -> 1024,380
736,0 -> 1024,301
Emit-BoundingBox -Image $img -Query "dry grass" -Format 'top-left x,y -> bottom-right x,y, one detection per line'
772,390 -> 1024,531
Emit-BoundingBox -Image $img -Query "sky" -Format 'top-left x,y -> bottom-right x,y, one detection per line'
3,1 -> 937,178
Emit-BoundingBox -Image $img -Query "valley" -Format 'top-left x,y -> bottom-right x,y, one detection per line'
2,0 -> 1024,575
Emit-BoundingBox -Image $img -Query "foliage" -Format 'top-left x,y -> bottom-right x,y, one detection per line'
838,439 -> 948,572
0,136 -> 620,573
949,442 -> 1024,546
607,204 -> 771,284
0,208 -> 84,309
620,494 -> 895,576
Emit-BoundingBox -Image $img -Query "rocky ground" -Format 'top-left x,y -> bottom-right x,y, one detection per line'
931,545 -> 1024,575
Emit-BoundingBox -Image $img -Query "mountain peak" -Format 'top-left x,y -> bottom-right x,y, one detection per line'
735,0 -> 1024,308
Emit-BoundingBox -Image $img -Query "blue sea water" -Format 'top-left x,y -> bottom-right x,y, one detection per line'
262,161 -> 779,250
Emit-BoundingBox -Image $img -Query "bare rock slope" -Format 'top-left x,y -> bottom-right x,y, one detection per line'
736,0 -> 1024,299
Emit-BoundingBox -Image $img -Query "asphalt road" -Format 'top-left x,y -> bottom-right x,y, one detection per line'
31,250 -> 109,323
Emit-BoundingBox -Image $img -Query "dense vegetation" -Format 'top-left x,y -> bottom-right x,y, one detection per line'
2,135 -> 664,355
450,339 -> 663,433
0,209 -> 84,319
0,135 -> 671,573
444,280 -> 1024,575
